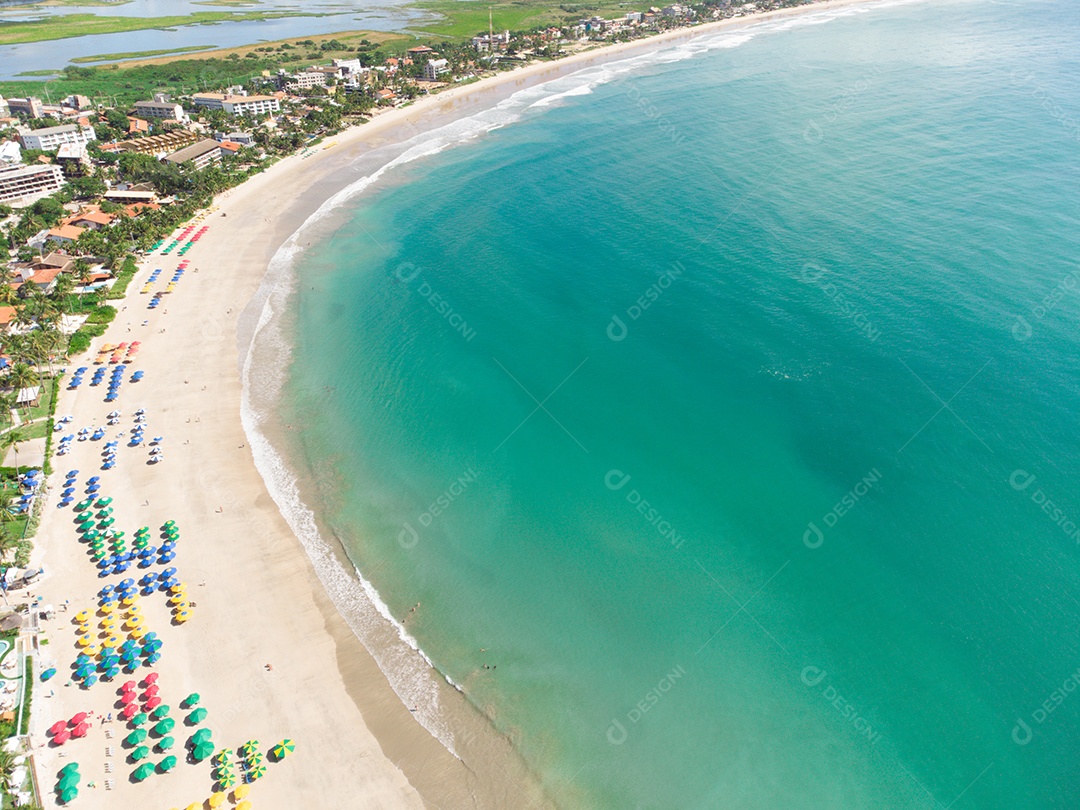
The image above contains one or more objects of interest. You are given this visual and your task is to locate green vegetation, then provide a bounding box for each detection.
[71,45,217,64]
[0,10,326,47]
[409,0,629,38]
[0,30,406,107]
[18,656,31,736]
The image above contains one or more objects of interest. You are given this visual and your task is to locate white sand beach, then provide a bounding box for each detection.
[25,2,871,807]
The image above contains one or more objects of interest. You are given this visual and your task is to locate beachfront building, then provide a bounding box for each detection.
[6,97,44,119]
[163,139,223,171]
[18,123,97,152]
[115,130,199,158]
[45,224,85,247]
[277,69,327,92]
[0,163,64,205]
[471,30,511,52]
[56,142,90,176]
[103,189,158,205]
[422,59,451,81]
[133,94,186,121]
[192,92,281,118]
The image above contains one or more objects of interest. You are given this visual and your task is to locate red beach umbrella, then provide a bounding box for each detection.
[142,685,159,698]
[70,712,88,725]
[120,693,136,705]
[53,730,71,745]
[122,681,137,692]
[121,703,138,719]
[49,721,67,736]
[144,672,159,684]
[72,722,90,738]
[144,697,161,710]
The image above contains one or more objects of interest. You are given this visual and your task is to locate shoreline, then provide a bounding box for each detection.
[30,1,881,808]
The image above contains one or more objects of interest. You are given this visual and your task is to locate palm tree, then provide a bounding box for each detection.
[0,746,15,795]
[0,429,24,481]
[6,366,36,420]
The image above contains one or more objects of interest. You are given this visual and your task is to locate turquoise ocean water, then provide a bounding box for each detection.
[270,0,1080,806]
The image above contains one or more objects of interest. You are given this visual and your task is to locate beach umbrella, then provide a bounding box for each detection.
[53,729,71,745]
[144,671,159,683]
[241,740,259,757]
[214,748,233,764]
[57,771,80,790]
[193,728,213,743]
[71,723,89,738]
[183,692,200,707]
[126,728,147,745]
[234,784,250,799]
[157,735,175,750]
[192,741,215,761]
[49,721,67,736]
[58,786,79,803]
[121,704,138,720]
[131,745,149,761]
[151,704,170,719]
[41,667,57,681]
[84,675,98,687]
[60,762,80,776]
[271,739,295,759]
[96,497,113,506]
[163,520,175,528]
[146,652,162,664]
[247,750,263,766]
[153,717,175,735]
[218,772,237,788]
[132,762,154,781]
[236,803,252,810]
[187,708,207,724]
[145,696,161,710]
[143,684,159,697]
[120,692,136,705]
[247,764,265,780]
[131,712,148,727]
[214,764,233,780]
[159,754,177,771]
[75,665,94,680]
[208,793,226,808]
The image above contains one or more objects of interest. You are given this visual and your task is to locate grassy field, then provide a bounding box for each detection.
[0,29,406,105]
[70,45,217,64]
[408,0,636,38]
[0,9,334,46]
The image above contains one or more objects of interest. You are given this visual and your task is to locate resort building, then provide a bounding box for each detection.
[115,130,199,157]
[46,224,85,247]
[103,189,158,205]
[0,163,64,205]
[423,59,451,81]
[0,141,21,166]
[6,97,44,119]
[191,93,281,118]
[133,94,186,121]
[56,142,91,176]
[218,131,254,146]
[471,30,511,51]
[163,139,223,171]
[18,123,97,152]
[277,69,327,92]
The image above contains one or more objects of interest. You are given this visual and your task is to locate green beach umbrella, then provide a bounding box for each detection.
[246,750,263,766]
[163,520,176,528]
[270,739,295,759]
[57,772,80,790]
[132,763,154,781]
[97,507,113,517]
[136,526,150,536]
[100,517,115,527]
[192,741,215,761]
[151,705,170,719]
[96,497,112,506]
[187,707,207,724]
[157,735,175,750]
[183,692,200,707]
[126,728,147,745]
[213,748,233,764]
[153,717,175,735]
[76,500,91,511]
[241,739,259,756]
[58,786,78,803]
[214,764,232,779]
[159,754,177,771]
[131,712,148,727]
[60,762,80,774]
[218,772,237,788]
[111,530,125,539]
[131,745,150,761]
[248,764,266,780]
[193,728,213,742]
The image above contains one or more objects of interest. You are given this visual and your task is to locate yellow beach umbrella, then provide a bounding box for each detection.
[233,784,250,799]
[75,610,90,622]
[100,603,115,614]
[169,583,186,594]
[186,804,201,810]
[102,635,120,648]
[130,627,145,639]
[175,612,190,624]
[125,618,142,630]
[122,596,138,606]
[77,635,93,647]
[208,793,225,808]
[236,802,252,810]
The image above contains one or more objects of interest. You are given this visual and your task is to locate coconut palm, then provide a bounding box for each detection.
[0,428,24,479]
